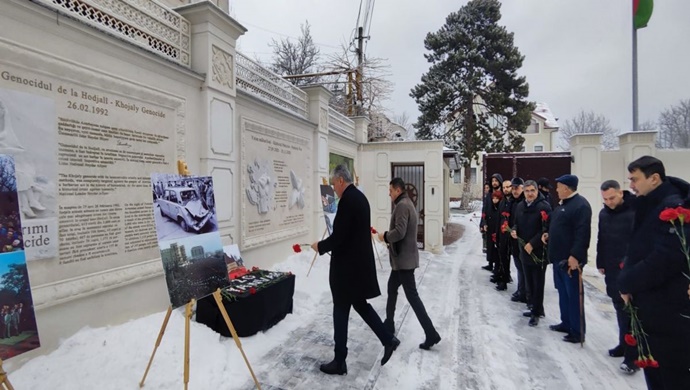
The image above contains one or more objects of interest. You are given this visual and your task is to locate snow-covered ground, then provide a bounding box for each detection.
[9,213,646,389]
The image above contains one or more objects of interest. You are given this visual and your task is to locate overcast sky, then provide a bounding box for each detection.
[230,0,690,135]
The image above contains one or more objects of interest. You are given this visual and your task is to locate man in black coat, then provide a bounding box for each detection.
[596,180,638,374]
[508,178,526,302]
[512,180,551,326]
[312,165,399,375]
[543,174,591,343]
[617,156,690,389]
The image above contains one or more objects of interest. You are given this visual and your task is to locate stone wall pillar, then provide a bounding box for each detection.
[177,3,246,244]
[302,86,333,242]
[619,131,657,173]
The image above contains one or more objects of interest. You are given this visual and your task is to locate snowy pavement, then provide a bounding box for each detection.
[10,213,646,389]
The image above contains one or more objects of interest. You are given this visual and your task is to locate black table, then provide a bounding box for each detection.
[196,271,295,337]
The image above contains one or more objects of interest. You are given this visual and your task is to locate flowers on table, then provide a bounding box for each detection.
[249,287,257,295]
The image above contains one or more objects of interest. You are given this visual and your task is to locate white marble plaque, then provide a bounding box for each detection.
[241,118,310,249]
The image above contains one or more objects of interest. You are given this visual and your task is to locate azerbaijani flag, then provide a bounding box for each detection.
[633,0,653,29]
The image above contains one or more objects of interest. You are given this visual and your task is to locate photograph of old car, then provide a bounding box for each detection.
[151,173,218,242]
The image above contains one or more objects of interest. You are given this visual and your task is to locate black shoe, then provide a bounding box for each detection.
[523,310,545,318]
[507,276,513,283]
[608,345,624,357]
[495,282,507,291]
[528,316,539,327]
[549,323,569,333]
[319,359,347,375]
[563,334,584,344]
[510,295,526,303]
[526,303,533,310]
[419,333,441,350]
[481,265,493,271]
[381,337,400,366]
[482,248,487,253]
[383,318,395,335]
[489,276,497,283]
[619,361,640,375]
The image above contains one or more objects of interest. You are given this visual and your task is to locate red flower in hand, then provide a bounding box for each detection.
[249,287,257,295]
[292,244,302,253]
[624,333,637,346]
[491,233,497,243]
[540,210,549,222]
[619,261,624,270]
[675,206,690,223]
[500,221,510,233]
[659,208,680,222]
[481,213,486,219]
[371,227,378,234]
[634,359,648,369]
[501,212,510,218]
[647,357,659,368]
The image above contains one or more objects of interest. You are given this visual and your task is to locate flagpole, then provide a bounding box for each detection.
[632,13,639,132]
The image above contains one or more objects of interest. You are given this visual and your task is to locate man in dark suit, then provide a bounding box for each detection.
[311,165,399,375]
[543,174,591,344]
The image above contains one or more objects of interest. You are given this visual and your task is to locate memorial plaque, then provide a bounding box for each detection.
[241,119,310,249]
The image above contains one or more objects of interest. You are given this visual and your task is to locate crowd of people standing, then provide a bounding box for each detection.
[480,155,690,390]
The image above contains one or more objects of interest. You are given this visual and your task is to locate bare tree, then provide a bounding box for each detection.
[325,43,394,117]
[393,112,416,140]
[657,99,690,149]
[558,110,619,150]
[269,21,321,86]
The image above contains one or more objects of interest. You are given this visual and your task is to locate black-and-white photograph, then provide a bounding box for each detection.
[223,244,246,277]
[151,173,218,242]
[320,184,337,235]
[0,87,57,261]
[158,232,229,308]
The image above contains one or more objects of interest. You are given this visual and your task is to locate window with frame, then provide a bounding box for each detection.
[534,145,544,152]
[526,119,539,134]
[453,170,461,184]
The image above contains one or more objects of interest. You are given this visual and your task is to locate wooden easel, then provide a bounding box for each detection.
[307,227,328,277]
[0,359,14,390]
[140,160,262,389]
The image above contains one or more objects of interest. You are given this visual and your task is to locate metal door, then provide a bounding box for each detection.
[392,164,424,249]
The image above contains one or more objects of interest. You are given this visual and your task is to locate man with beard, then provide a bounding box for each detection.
[618,156,690,389]
[512,180,551,326]
[543,174,591,344]
[481,173,503,271]
[596,180,638,374]
[493,179,514,290]
[508,178,526,302]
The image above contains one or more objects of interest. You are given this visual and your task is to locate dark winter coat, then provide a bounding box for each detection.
[513,193,552,268]
[318,184,380,305]
[595,191,635,298]
[497,194,514,259]
[384,192,419,271]
[547,193,592,265]
[481,173,503,226]
[485,200,501,253]
[506,192,525,258]
[617,178,690,373]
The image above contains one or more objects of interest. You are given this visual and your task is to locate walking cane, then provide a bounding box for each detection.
[578,266,584,348]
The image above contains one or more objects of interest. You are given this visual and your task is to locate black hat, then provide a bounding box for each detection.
[555,174,579,190]
[511,177,524,187]
[537,177,551,188]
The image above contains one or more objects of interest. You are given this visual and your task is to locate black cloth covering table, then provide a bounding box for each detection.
[196,271,295,337]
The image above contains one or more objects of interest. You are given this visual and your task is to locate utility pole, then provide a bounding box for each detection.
[355,26,364,116]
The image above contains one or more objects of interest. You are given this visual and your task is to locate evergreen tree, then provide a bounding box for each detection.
[411,0,534,196]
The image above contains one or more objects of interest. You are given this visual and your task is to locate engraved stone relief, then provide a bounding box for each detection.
[288,170,305,210]
[246,158,276,214]
[211,45,234,90]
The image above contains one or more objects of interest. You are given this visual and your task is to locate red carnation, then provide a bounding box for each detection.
[491,233,497,243]
[249,287,257,295]
[634,359,647,369]
[500,221,510,233]
[371,227,378,234]
[501,212,510,218]
[624,333,637,346]
[292,244,301,253]
[481,213,486,219]
[675,206,690,223]
[540,210,549,222]
[619,261,624,270]
[647,357,659,368]
[659,208,679,222]
[252,266,259,272]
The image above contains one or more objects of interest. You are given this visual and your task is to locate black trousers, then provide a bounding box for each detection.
[385,270,437,338]
[524,258,547,316]
[514,252,527,299]
[611,292,637,364]
[333,300,392,362]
